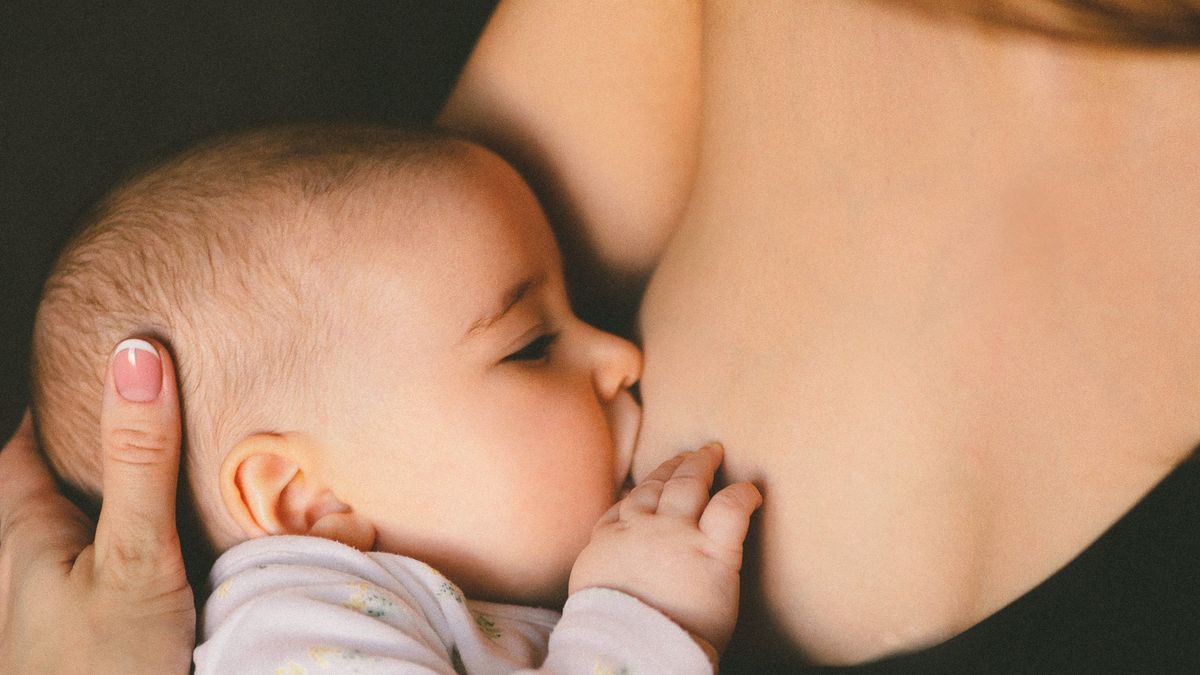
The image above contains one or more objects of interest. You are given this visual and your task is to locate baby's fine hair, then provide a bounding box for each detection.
[31,124,471,524]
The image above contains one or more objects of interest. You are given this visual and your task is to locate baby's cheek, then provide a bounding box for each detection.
[544,390,615,453]
[497,490,600,602]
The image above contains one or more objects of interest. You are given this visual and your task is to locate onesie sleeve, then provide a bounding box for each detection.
[194,536,713,674]
[194,536,469,674]
[529,588,715,675]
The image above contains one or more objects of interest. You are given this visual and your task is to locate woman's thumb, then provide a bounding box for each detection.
[95,337,184,578]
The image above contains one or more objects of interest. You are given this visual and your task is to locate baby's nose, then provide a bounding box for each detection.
[591,329,642,401]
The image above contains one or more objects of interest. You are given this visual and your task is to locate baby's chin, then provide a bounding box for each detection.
[411,545,576,609]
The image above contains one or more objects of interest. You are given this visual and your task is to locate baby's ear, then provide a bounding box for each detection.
[220,433,376,551]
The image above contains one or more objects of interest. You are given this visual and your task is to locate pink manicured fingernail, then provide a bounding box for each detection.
[112,339,162,402]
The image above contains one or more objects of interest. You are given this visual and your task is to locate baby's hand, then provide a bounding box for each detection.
[568,443,762,655]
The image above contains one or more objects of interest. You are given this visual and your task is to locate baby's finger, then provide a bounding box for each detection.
[657,443,723,521]
[698,482,762,554]
[618,451,689,518]
[640,450,690,486]
[594,500,622,528]
[618,477,666,518]
[95,338,184,581]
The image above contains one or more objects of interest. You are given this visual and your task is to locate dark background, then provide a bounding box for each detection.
[0,1,498,440]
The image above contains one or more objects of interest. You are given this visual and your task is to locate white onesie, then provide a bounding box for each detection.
[194,536,713,674]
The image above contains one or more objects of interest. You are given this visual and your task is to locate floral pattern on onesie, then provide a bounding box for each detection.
[194,535,713,674]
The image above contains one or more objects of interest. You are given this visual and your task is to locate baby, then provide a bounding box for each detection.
[30,125,761,673]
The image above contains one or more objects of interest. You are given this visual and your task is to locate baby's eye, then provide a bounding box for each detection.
[502,333,559,363]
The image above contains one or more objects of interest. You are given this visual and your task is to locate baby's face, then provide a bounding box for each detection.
[314,148,642,606]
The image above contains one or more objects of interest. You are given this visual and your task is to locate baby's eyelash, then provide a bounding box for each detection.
[502,332,559,363]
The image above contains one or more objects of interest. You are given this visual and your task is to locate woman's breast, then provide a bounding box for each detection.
[635,189,998,664]
[635,0,1200,665]
[632,2,1007,662]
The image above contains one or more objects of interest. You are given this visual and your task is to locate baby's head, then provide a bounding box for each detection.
[31,124,642,605]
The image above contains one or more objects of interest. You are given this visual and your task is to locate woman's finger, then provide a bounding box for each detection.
[0,410,93,562]
[698,482,762,555]
[0,410,93,634]
[0,411,52,524]
[94,338,184,578]
[656,443,723,521]
[0,410,92,553]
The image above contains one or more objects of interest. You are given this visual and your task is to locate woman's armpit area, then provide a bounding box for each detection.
[437,0,699,284]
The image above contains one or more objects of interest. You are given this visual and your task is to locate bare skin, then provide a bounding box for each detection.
[437,0,700,335]
[443,0,1200,665]
[3,0,1199,671]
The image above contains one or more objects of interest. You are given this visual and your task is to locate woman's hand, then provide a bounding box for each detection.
[0,338,195,674]
[569,443,762,656]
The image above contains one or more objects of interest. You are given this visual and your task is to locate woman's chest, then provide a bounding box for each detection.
[632,202,1171,663]
[636,210,999,661]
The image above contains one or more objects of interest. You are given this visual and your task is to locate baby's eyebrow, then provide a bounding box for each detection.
[464,274,542,340]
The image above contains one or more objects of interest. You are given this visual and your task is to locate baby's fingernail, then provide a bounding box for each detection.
[112,338,162,402]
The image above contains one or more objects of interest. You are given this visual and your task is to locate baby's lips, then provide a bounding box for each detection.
[607,388,642,486]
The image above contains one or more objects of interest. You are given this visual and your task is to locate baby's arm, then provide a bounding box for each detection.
[566,443,762,659]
